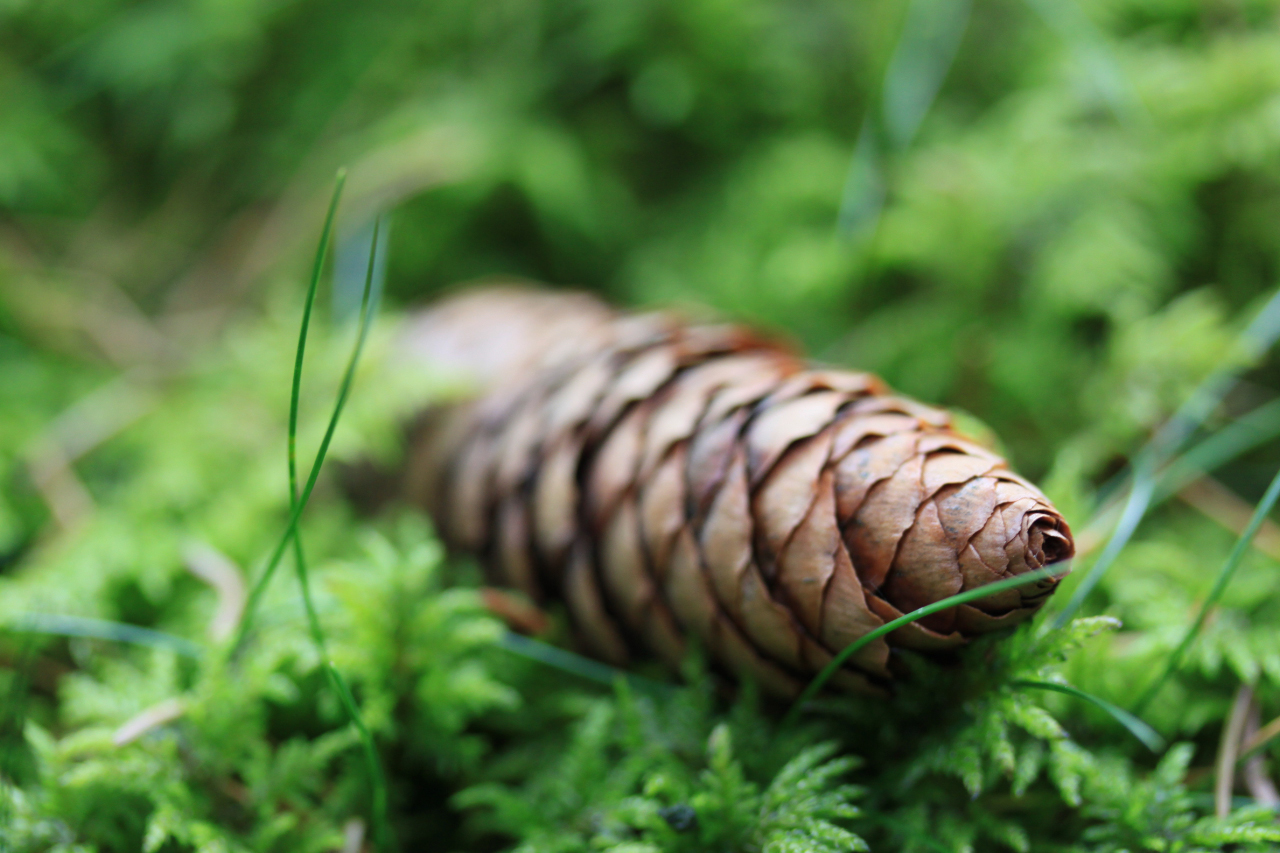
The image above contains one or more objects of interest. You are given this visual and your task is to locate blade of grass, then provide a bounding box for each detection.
[1152,398,1280,505]
[1077,397,1280,554]
[837,0,970,235]
[226,192,389,851]
[783,565,1063,727]
[231,176,363,657]
[1053,468,1156,628]
[1054,284,1280,628]
[289,169,347,508]
[1012,679,1165,752]
[1132,464,1280,716]
[879,0,972,151]
[288,217,388,852]
[497,631,675,697]
[7,614,203,658]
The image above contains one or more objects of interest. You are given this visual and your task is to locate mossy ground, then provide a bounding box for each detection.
[4,1,1280,849]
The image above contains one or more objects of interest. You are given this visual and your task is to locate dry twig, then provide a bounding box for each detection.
[1216,684,1254,817]
[1178,477,1280,562]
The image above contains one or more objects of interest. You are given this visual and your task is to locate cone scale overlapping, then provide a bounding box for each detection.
[399,287,1074,696]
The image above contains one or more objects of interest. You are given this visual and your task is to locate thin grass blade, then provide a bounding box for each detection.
[1152,398,1280,505]
[7,613,203,658]
[498,631,675,697]
[1133,464,1280,715]
[784,565,1063,727]
[231,202,390,853]
[1079,398,1280,551]
[1054,284,1280,628]
[286,217,389,852]
[838,0,970,235]
[232,200,379,657]
[1013,679,1165,752]
[290,169,347,505]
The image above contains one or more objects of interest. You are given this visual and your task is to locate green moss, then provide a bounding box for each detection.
[4,1,1280,849]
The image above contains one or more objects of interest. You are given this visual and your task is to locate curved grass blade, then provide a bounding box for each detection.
[838,0,971,235]
[225,179,389,848]
[879,0,972,152]
[232,177,365,656]
[498,631,675,697]
[289,169,347,508]
[1152,398,1280,505]
[288,217,388,852]
[1013,679,1165,752]
[1077,397,1280,553]
[1054,469,1156,628]
[1133,464,1280,716]
[1054,284,1280,628]
[784,565,1063,727]
[7,613,203,658]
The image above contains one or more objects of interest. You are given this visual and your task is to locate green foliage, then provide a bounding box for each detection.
[2,516,516,852]
[457,681,866,853]
[1074,745,1280,853]
[4,0,1280,850]
[7,0,1280,478]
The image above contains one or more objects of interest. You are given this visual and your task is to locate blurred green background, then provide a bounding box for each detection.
[4,0,1280,486]
[4,2,1280,849]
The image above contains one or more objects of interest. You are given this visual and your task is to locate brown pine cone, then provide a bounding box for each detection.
[397,286,1073,696]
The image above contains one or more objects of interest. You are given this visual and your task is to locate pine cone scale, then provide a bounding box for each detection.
[775,467,841,634]
[641,450,690,573]
[744,391,851,487]
[564,539,631,664]
[754,436,834,564]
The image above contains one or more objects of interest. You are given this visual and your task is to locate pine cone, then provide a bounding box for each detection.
[397,286,1073,696]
